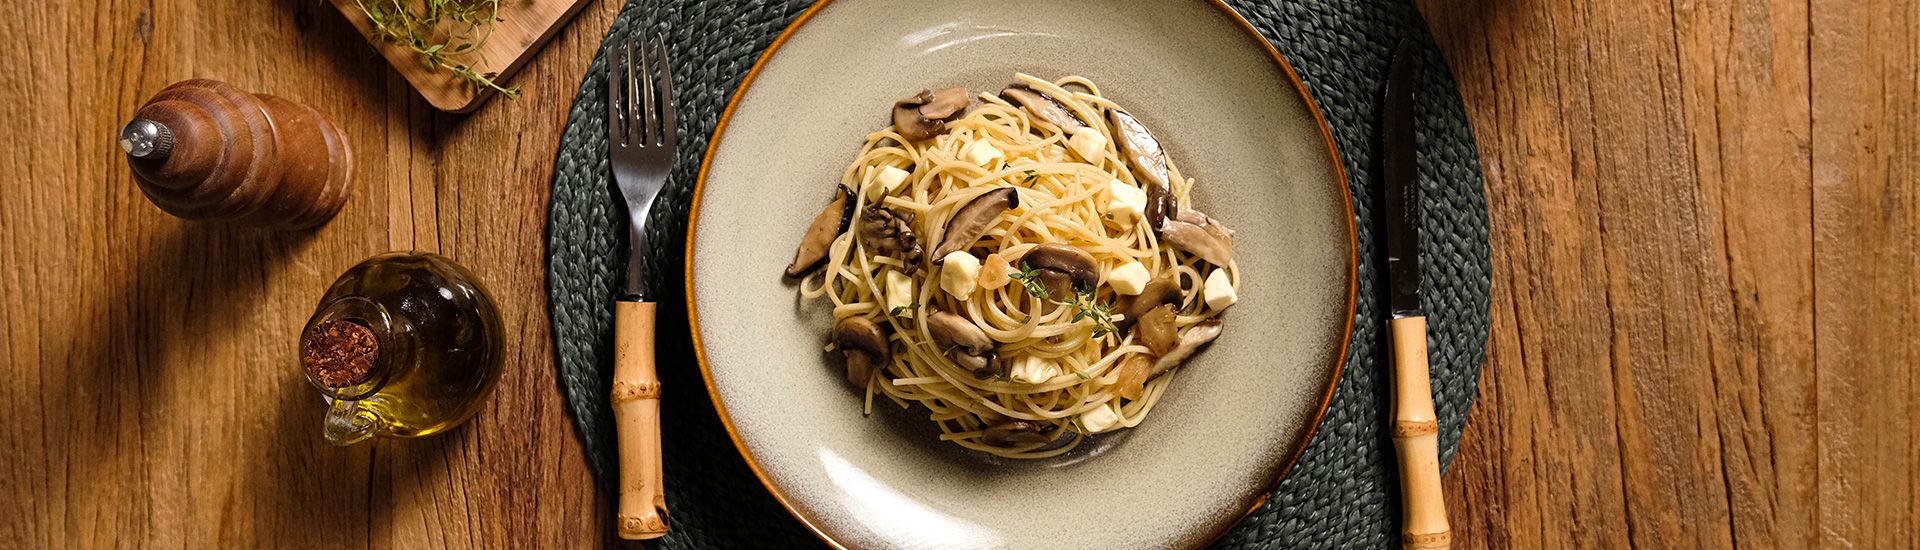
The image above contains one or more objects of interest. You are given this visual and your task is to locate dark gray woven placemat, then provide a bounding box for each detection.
[544,1,1490,547]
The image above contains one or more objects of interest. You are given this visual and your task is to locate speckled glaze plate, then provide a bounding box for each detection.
[685,0,1355,548]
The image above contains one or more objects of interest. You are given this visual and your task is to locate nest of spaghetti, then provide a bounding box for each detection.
[784,74,1242,459]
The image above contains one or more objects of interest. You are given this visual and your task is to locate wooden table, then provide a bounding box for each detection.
[1,0,1912,547]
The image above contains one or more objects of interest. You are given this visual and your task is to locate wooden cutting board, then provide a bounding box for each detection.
[330,0,598,112]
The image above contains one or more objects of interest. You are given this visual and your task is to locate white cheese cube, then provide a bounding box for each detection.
[940,252,981,298]
[1067,127,1108,162]
[872,165,910,199]
[1078,403,1122,433]
[1107,261,1151,295]
[1010,354,1060,384]
[1203,269,1237,310]
[1105,179,1148,227]
[884,269,914,313]
[962,140,1004,166]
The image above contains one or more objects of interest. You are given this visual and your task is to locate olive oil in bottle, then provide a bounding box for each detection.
[300,252,504,446]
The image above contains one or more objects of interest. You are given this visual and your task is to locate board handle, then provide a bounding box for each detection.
[1391,315,1450,549]
[613,300,668,539]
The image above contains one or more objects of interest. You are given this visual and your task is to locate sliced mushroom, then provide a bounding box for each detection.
[1145,179,1176,232]
[1037,270,1075,303]
[1148,319,1224,379]
[833,316,891,389]
[1161,208,1235,267]
[1000,84,1086,131]
[1021,244,1098,295]
[784,185,855,278]
[859,205,926,272]
[1108,109,1171,230]
[1115,274,1181,331]
[981,419,1054,447]
[1133,304,1179,356]
[926,309,1002,378]
[931,187,1019,263]
[892,87,971,142]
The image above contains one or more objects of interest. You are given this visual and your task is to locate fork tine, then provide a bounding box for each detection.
[625,38,643,145]
[607,40,626,145]
[654,34,676,148]
[638,37,657,146]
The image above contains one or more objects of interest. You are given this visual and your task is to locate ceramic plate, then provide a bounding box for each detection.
[686,0,1355,547]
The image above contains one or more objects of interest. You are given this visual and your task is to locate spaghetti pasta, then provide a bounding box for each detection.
[789,73,1240,459]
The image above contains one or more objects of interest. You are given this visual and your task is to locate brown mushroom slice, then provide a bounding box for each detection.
[1115,274,1182,331]
[1133,304,1179,356]
[833,316,891,389]
[1108,109,1172,231]
[1148,319,1224,379]
[784,185,855,278]
[1036,270,1075,303]
[858,205,926,272]
[1161,211,1235,267]
[981,419,1054,446]
[892,87,971,142]
[1022,243,1099,293]
[931,187,1019,264]
[1000,84,1087,131]
[926,309,1002,378]
[1144,179,1177,232]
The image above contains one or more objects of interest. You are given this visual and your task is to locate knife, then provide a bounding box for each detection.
[1383,40,1450,550]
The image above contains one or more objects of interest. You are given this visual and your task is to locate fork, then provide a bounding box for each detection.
[607,34,675,541]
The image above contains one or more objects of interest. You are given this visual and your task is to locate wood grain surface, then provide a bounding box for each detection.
[0,0,1914,547]
[1420,0,1917,548]
[0,0,621,546]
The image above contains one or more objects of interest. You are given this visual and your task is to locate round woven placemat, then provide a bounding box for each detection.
[545,0,1490,547]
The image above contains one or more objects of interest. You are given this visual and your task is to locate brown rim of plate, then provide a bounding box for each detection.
[680,1,1359,547]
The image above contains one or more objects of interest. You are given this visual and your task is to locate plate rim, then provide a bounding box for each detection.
[681,1,1359,547]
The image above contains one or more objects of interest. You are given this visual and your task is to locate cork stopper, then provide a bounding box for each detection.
[303,320,380,387]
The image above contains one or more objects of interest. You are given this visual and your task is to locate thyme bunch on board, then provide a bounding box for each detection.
[355,0,521,98]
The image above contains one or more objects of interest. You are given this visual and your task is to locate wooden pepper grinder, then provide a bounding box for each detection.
[120,79,353,229]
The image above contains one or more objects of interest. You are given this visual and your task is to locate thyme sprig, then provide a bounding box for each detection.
[1007,262,1119,337]
[355,0,521,98]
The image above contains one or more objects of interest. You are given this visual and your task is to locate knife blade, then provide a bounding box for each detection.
[1383,40,1422,319]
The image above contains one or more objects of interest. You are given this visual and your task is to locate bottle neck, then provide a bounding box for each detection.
[301,296,415,400]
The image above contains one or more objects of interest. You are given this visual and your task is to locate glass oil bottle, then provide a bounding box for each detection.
[300,252,504,446]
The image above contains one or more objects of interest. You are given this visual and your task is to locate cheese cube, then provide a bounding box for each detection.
[963,140,1004,166]
[1105,179,1148,227]
[1010,354,1060,384]
[1067,127,1107,162]
[1203,269,1237,310]
[1107,261,1151,295]
[872,165,910,199]
[1078,403,1122,433]
[940,252,981,298]
[884,269,914,312]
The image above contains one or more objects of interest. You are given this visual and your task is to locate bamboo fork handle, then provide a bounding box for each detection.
[613,300,669,540]
[1390,315,1450,549]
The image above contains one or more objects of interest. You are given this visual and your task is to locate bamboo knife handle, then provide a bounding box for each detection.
[613,300,668,539]
[1390,315,1450,549]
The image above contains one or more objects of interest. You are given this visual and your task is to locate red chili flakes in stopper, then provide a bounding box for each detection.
[303,320,379,387]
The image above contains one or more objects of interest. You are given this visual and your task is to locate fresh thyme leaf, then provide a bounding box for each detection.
[1021,169,1039,187]
[354,0,521,98]
[1008,262,1050,301]
[1009,262,1118,336]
